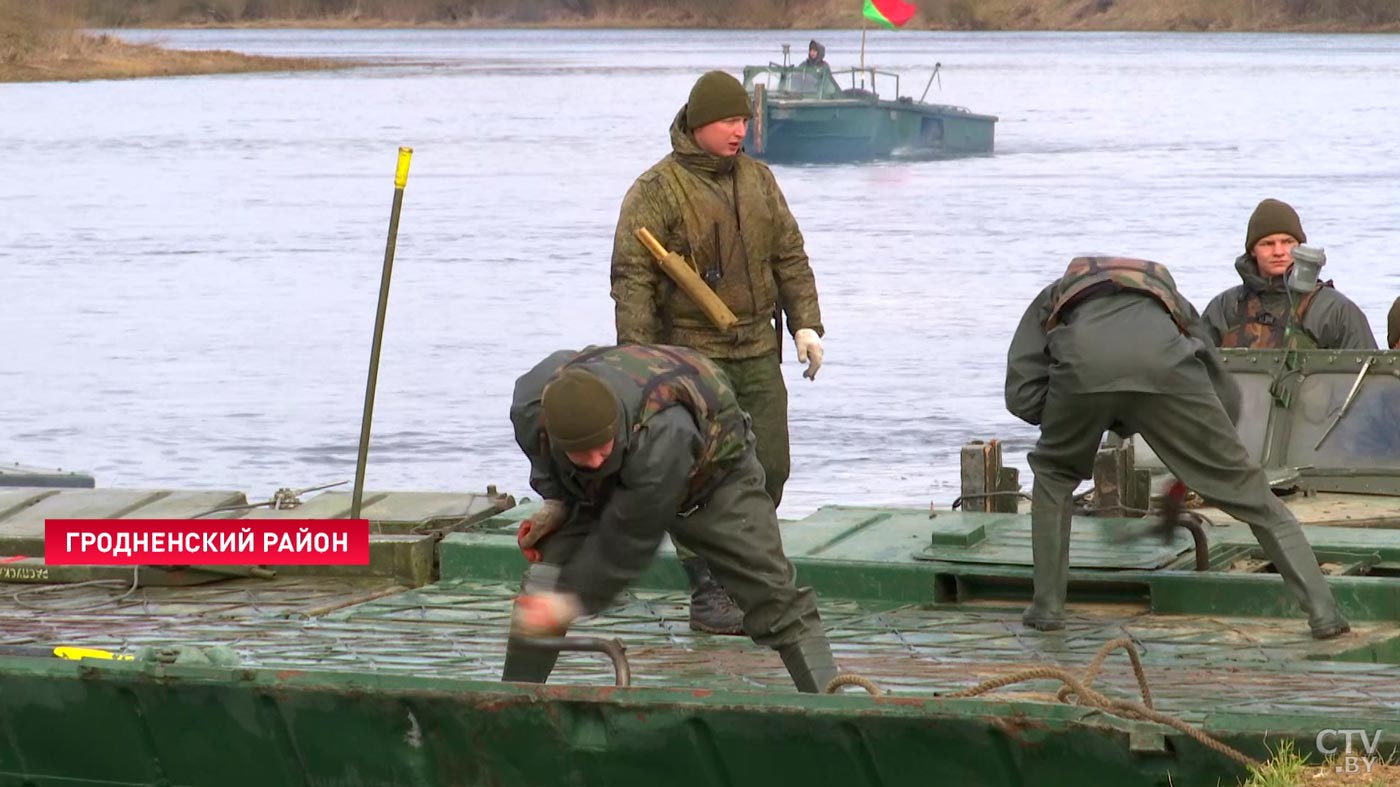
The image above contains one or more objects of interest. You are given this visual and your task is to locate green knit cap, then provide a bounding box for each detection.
[1246,198,1307,252]
[543,368,618,452]
[685,70,752,131]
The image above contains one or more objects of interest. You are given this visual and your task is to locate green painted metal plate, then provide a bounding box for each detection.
[0,487,512,559]
[0,461,95,488]
[915,512,1195,569]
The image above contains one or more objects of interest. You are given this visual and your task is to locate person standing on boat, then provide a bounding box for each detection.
[503,344,841,694]
[796,40,834,95]
[1005,256,1351,640]
[608,70,827,635]
[1202,198,1376,350]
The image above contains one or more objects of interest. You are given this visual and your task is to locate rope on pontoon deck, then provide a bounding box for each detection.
[823,673,885,695]
[941,636,1258,767]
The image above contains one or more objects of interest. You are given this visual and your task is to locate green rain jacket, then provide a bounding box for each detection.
[1202,254,1377,350]
[1006,283,1241,428]
[610,108,824,359]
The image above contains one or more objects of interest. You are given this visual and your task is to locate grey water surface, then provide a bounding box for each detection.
[3,28,1398,516]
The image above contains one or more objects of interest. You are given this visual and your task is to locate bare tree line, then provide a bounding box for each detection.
[31,0,1400,29]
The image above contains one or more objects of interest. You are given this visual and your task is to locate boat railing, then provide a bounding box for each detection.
[835,67,901,100]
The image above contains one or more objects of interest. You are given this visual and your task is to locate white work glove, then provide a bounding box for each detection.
[794,328,823,380]
[511,591,583,637]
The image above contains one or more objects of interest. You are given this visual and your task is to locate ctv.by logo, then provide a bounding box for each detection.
[1316,729,1383,774]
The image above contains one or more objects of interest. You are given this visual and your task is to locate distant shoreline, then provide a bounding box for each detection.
[11,0,1399,40]
[0,33,352,84]
[5,8,1396,85]
[106,18,1400,33]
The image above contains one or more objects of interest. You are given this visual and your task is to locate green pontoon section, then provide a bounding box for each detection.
[6,349,1400,786]
[4,500,1400,786]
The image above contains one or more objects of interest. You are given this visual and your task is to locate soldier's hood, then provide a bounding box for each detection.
[807,40,825,60]
[1234,252,1287,294]
[669,107,739,177]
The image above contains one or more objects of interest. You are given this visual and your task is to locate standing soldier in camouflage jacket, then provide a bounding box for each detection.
[1005,256,1350,640]
[1203,198,1376,350]
[504,345,840,694]
[609,70,826,634]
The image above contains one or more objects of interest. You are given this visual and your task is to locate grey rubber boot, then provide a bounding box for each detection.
[502,563,564,683]
[778,637,840,694]
[1023,501,1072,631]
[682,557,746,635]
[1248,523,1351,639]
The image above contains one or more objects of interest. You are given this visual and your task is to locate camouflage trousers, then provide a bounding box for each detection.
[674,352,789,562]
[715,354,791,508]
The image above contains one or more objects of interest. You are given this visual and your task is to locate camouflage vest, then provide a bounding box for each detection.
[1219,283,1330,350]
[560,345,749,511]
[1045,257,1191,334]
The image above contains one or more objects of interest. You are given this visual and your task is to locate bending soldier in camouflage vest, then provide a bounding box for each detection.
[1203,198,1376,350]
[610,70,827,634]
[504,345,841,693]
[1007,256,1350,639]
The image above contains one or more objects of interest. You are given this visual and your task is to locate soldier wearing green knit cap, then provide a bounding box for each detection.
[608,69,828,635]
[1202,198,1375,350]
[503,344,841,694]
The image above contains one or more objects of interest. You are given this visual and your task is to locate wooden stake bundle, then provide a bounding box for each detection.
[634,227,739,331]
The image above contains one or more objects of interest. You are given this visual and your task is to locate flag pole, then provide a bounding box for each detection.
[860,17,867,88]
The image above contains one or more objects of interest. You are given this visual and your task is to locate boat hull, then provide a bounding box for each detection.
[746,97,997,164]
[0,659,1322,787]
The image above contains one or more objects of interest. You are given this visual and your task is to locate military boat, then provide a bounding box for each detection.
[3,349,1400,786]
[741,46,997,164]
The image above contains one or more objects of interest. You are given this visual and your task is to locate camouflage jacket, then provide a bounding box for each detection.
[1006,259,1240,427]
[1202,254,1377,350]
[610,108,824,359]
[509,345,753,614]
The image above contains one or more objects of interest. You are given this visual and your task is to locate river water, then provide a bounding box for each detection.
[3,29,1399,516]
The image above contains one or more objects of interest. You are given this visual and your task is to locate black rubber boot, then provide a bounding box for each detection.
[502,563,564,683]
[501,637,561,683]
[1023,500,1072,632]
[1247,522,1352,640]
[778,637,840,694]
[681,557,746,635]
[1312,620,1351,640]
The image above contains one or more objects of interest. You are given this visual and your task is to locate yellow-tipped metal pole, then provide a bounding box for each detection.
[352,146,413,520]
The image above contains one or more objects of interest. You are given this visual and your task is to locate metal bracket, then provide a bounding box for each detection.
[517,636,631,687]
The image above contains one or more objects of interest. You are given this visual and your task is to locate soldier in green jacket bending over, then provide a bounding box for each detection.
[1006,256,1350,640]
[504,344,840,693]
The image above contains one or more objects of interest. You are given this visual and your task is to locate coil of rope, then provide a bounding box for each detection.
[941,637,1257,767]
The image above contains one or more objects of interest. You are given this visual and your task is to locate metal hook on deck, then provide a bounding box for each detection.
[517,636,631,687]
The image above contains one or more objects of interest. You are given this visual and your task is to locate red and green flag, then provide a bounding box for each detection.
[863,0,917,29]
